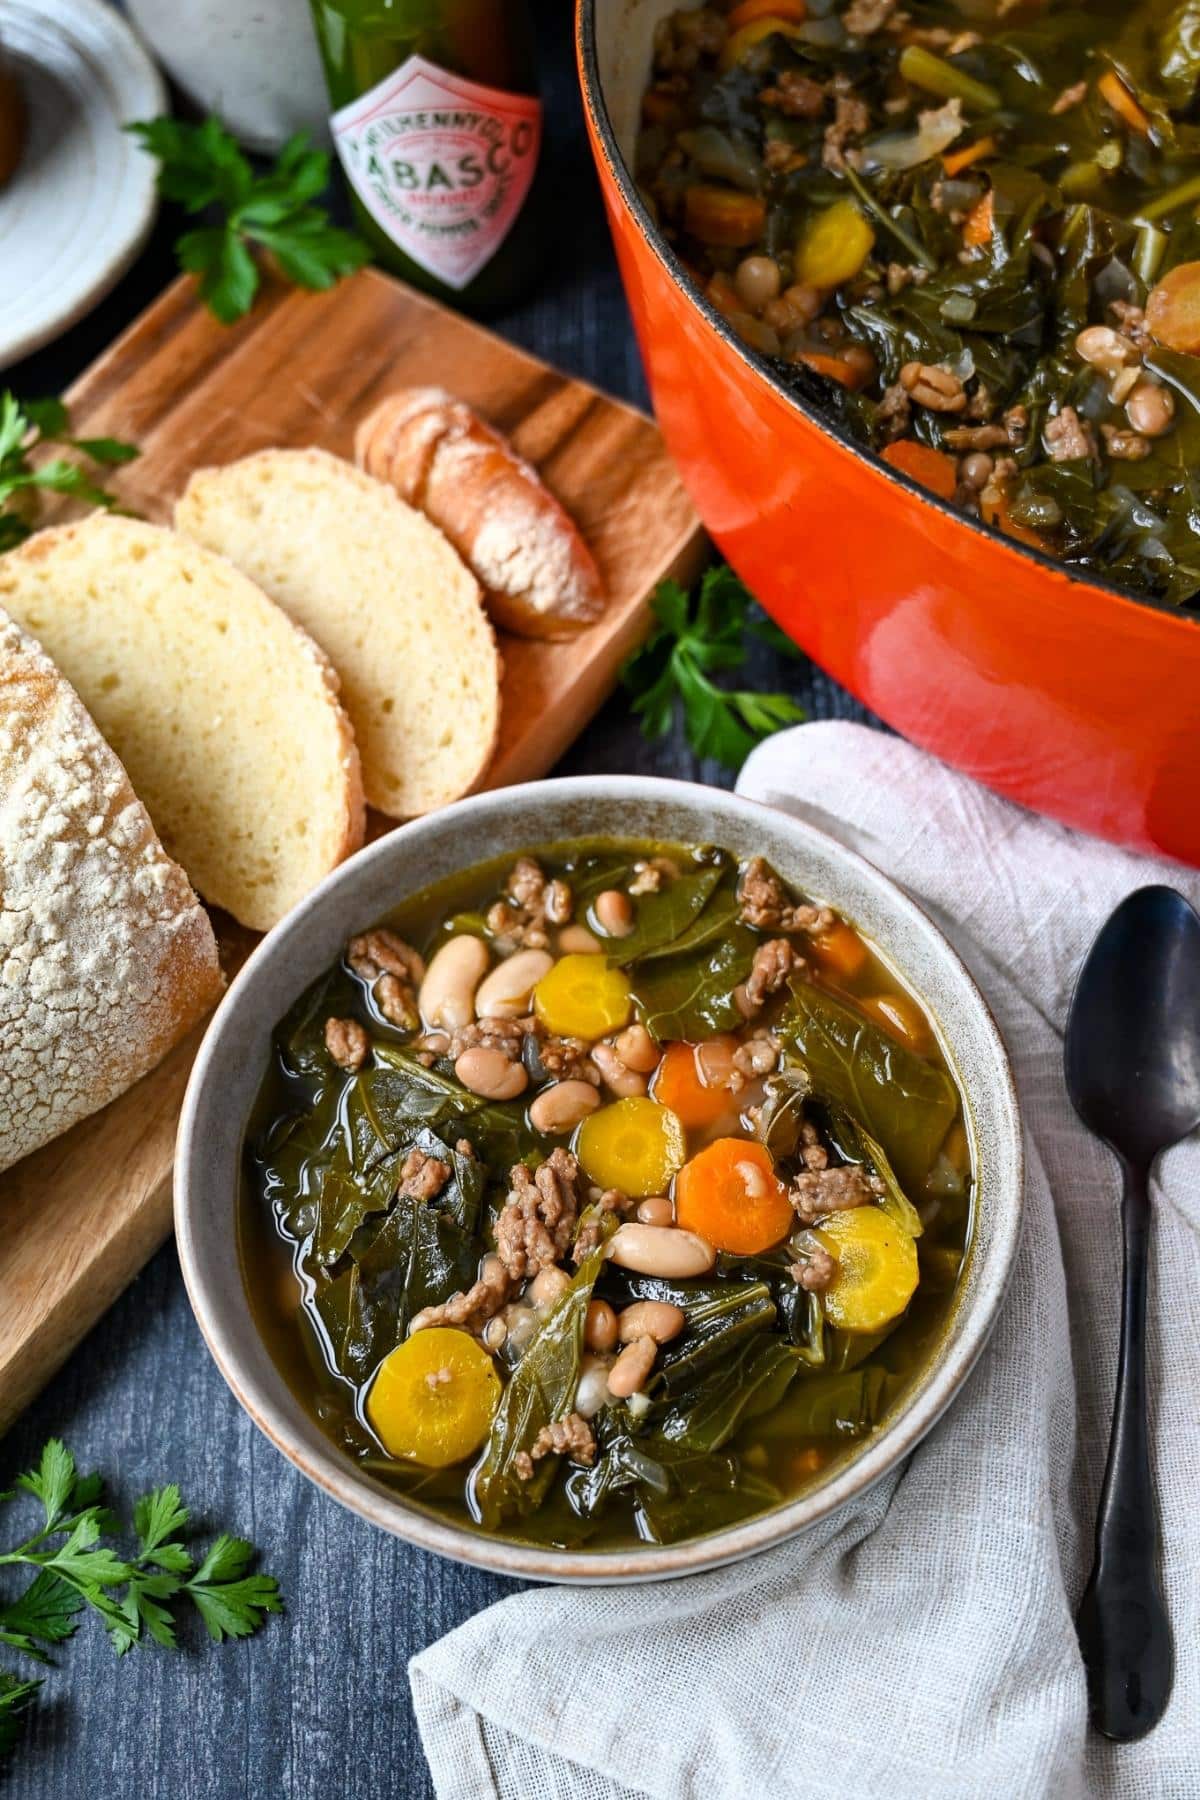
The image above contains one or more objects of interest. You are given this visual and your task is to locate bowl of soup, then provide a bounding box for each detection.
[577,0,1200,865]
[175,776,1022,1581]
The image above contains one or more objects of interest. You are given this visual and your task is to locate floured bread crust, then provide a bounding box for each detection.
[0,610,223,1173]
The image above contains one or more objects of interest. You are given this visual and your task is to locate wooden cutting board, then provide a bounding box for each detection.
[0,266,704,1434]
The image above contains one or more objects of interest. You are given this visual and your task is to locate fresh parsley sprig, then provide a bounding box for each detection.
[621,564,806,770]
[0,1440,282,1762]
[0,392,139,553]
[126,117,369,323]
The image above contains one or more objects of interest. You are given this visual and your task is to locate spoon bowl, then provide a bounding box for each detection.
[1064,884,1200,1741]
[1065,885,1200,1165]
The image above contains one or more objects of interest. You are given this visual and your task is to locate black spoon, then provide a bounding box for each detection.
[1064,884,1200,1741]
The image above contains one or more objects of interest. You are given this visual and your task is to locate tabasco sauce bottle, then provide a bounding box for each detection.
[308,0,543,310]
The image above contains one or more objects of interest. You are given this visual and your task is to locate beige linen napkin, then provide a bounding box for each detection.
[409,722,1200,1799]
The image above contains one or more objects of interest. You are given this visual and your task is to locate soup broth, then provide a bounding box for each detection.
[242,839,973,1550]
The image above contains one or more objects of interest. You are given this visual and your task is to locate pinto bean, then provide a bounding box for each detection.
[594,889,635,936]
[419,934,490,1029]
[614,1023,661,1074]
[617,1300,685,1345]
[1074,324,1139,373]
[607,1334,658,1398]
[1125,379,1175,438]
[558,924,603,954]
[528,1264,571,1308]
[592,1041,647,1098]
[584,1299,619,1353]
[475,948,554,1019]
[528,1079,601,1134]
[607,1222,716,1277]
[454,1045,527,1100]
[636,1196,675,1227]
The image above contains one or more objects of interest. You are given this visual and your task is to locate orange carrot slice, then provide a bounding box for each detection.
[641,89,684,128]
[809,919,870,979]
[881,439,958,500]
[728,0,806,28]
[980,488,1053,551]
[684,185,767,248]
[962,190,995,248]
[860,991,934,1054]
[653,1040,734,1129]
[675,1138,793,1255]
[942,135,996,177]
[793,349,871,390]
[1098,70,1151,135]
[1146,260,1200,355]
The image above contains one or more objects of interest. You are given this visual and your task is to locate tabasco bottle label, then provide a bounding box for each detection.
[331,54,541,292]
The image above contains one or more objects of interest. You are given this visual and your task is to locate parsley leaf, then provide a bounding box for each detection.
[0,1675,40,1759]
[0,1440,282,1761]
[0,392,139,553]
[621,565,806,770]
[127,117,369,323]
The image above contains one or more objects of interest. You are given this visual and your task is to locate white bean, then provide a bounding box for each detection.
[614,1024,660,1074]
[502,1303,538,1352]
[481,1315,507,1351]
[558,924,603,955]
[419,934,490,1029]
[592,1041,647,1098]
[593,889,634,937]
[454,1045,527,1100]
[607,1222,716,1278]
[575,1356,614,1419]
[618,1300,685,1345]
[607,1334,658,1398]
[474,947,554,1019]
[529,1079,601,1134]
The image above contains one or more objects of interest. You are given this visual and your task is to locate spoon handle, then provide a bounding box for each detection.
[1075,1157,1173,1740]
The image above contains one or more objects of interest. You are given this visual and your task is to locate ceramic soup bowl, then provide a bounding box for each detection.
[176,776,1022,1582]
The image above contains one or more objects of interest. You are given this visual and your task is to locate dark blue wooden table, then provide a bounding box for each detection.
[1,5,870,1793]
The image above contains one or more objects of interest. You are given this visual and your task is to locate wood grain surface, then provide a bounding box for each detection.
[0,4,871,1792]
[0,263,704,1439]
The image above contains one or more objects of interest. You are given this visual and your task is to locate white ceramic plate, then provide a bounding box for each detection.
[0,0,165,370]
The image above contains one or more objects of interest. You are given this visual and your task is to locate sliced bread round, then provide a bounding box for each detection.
[0,606,223,1172]
[0,516,364,932]
[174,447,501,818]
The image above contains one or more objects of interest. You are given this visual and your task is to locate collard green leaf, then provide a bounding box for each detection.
[276,967,355,1078]
[369,1047,545,1173]
[311,1163,395,1269]
[650,1335,803,1454]
[779,980,957,1190]
[565,1418,780,1545]
[603,857,730,964]
[756,1364,894,1440]
[471,1238,610,1530]
[642,1278,776,1391]
[631,925,758,1042]
[314,1191,477,1387]
[823,1104,925,1238]
[1158,0,1200,108]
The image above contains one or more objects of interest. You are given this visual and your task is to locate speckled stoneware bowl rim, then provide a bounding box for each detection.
[176,775,1023,1584]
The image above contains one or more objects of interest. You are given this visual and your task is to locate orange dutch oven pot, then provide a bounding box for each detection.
[576,0,1200,866]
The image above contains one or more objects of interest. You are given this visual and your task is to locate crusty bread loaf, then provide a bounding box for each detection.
[0,607,223,1173]
[0,516,364,932]
[355,388,606,640]
[175,447,501,818]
